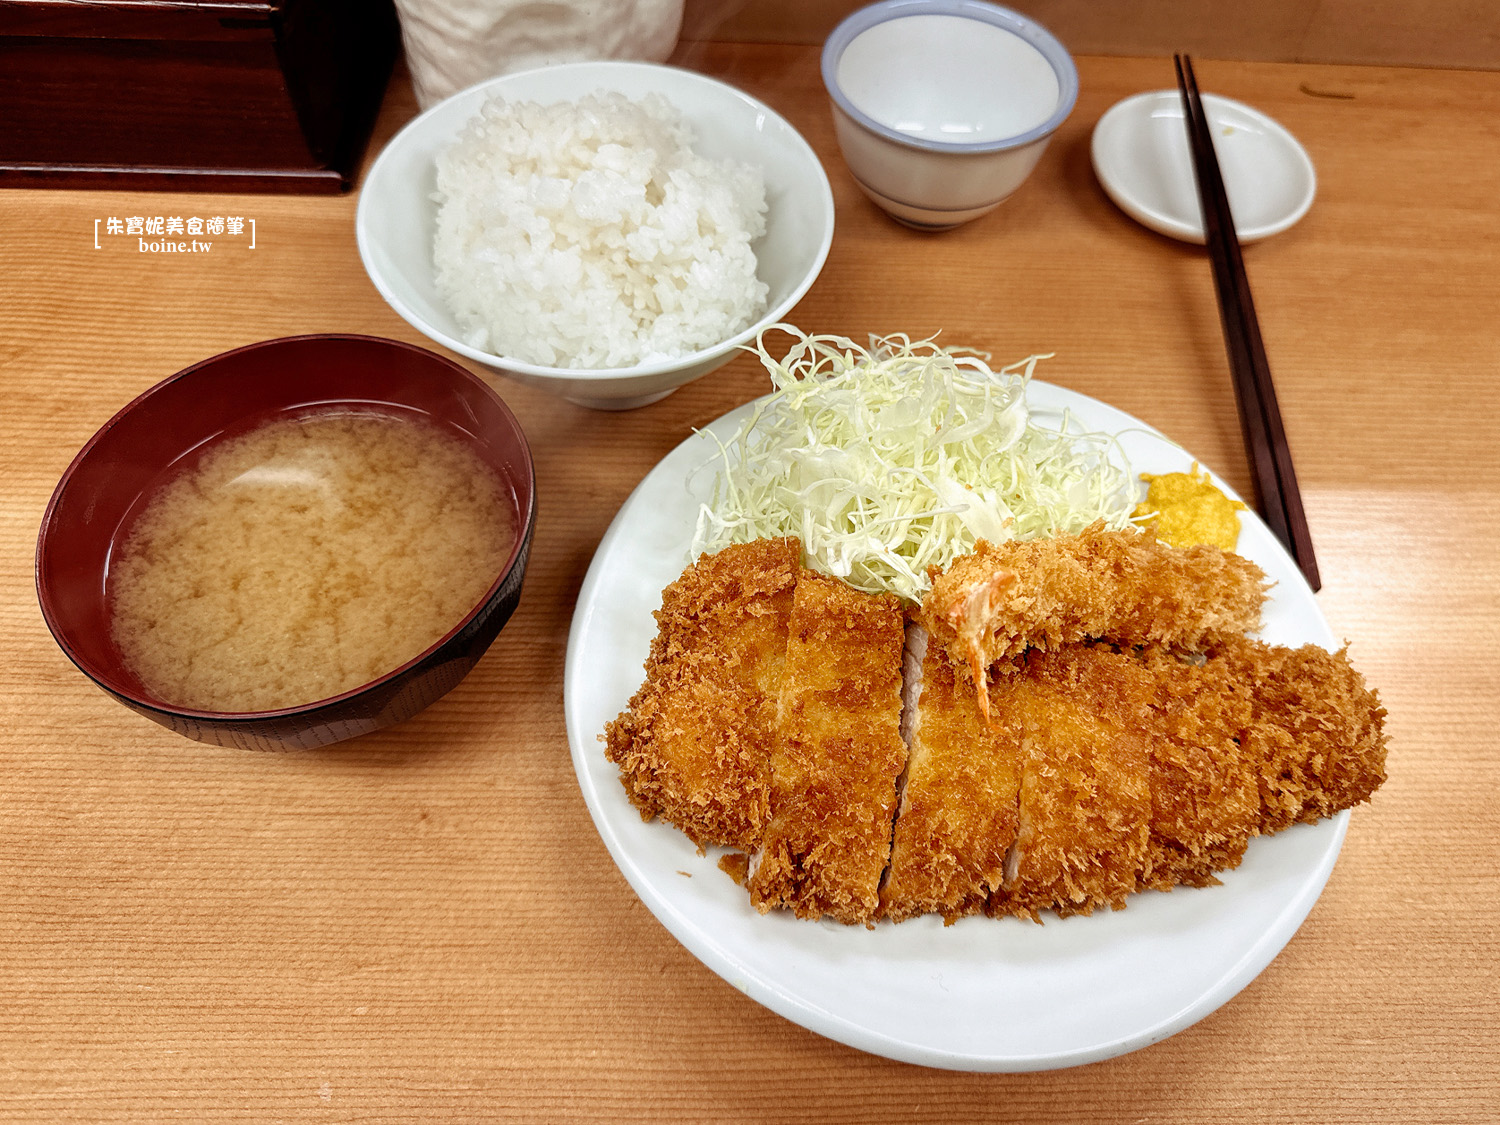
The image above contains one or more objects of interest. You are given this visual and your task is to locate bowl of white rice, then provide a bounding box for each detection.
[357,61,835,409]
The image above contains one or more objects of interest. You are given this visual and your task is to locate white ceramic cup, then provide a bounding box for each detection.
[822,0,1078,229]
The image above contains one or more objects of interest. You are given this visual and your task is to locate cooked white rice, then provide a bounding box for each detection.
[432,91,770,369]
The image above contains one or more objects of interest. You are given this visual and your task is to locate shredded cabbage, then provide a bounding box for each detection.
[691,326,1137,603]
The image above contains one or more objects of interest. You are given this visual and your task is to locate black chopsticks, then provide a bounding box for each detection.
[1174,54,1320,591]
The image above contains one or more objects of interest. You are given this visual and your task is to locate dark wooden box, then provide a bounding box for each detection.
[0,0,399,192]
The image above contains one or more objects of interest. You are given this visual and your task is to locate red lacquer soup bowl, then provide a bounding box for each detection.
[36,335,536,750]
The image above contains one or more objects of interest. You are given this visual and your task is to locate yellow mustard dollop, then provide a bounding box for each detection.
[1132,463,1246,551]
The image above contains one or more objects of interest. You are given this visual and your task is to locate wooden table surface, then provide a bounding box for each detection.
[2,45,1496,1122]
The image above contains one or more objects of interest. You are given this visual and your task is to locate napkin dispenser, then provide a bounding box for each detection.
[0,0,398,192]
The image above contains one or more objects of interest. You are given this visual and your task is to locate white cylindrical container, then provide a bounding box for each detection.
[394,0,685,109]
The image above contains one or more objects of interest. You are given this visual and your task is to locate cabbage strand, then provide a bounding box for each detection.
[691,326,1136,603]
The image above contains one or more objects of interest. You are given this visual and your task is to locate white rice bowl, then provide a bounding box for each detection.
[356,61,835,409]
[432,91,770,370]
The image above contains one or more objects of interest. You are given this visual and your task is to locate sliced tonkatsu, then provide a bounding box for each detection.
[749,571,908,925]
[1132,645,1262,890]
[921,524,1269,711]
[1202,636,1389,834]
[604,538,800,849]
[881,631,1021,923]
[989,647,1153,920]
[607,535,1388,925]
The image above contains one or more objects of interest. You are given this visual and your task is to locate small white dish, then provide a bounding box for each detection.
[1091,90,1316,244]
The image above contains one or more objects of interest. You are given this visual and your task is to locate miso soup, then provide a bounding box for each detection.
[109,409,515,713]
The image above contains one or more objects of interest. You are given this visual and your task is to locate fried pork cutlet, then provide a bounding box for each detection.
[879,638,1273,922]
[607,537,1389,926]
[882,632,1021,923]
[921,524,1269,707]
[1122,647,1262,890]
[604,538,799,849]
[987,639,1385,914]
[989,647,1153,920]
[749,572,908,926]
[1202,636,1389,834]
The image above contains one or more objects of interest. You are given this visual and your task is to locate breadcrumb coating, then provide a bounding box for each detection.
[749,572,908,925]
[604,538,799,849]
[882,640,1020,923]
[1133,645,1261,891]
[921,524,1269,709]
[990,648,1153,921]
[1011,645,1261,900]
[1202,636,1389,833]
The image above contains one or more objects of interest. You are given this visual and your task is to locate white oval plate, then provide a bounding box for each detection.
[1091,90,1316,243]
[563,382,1344,1072]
